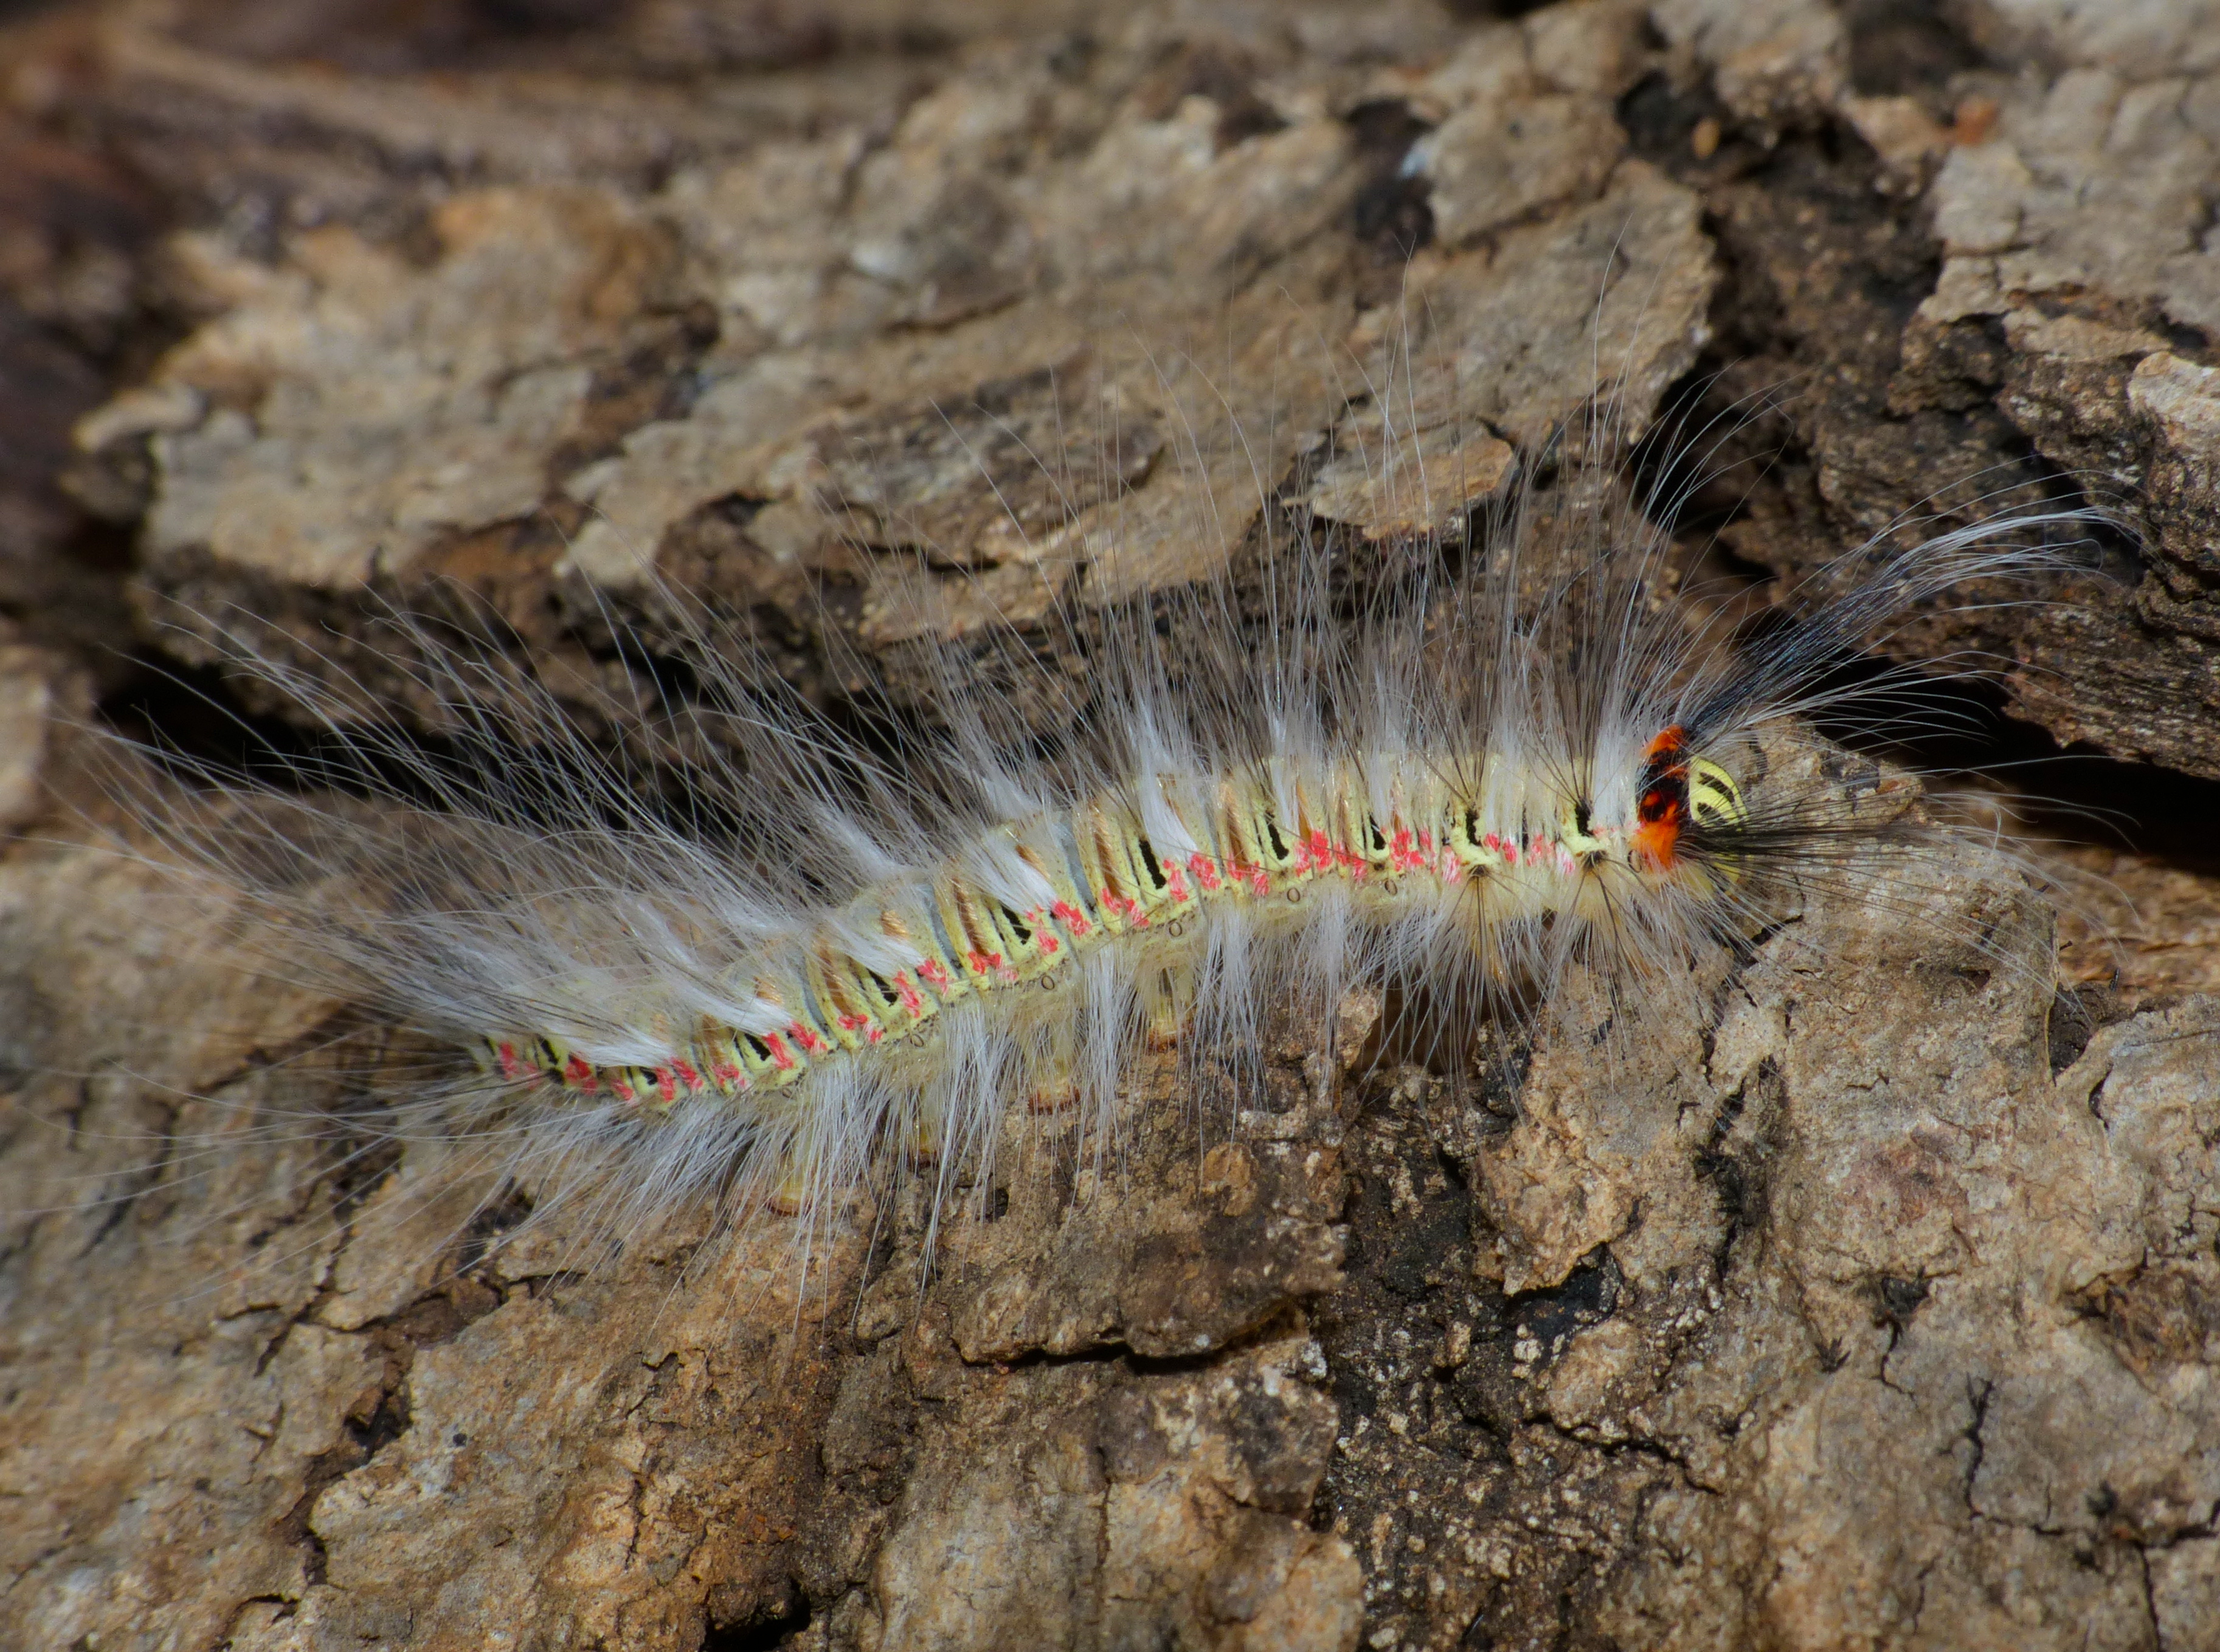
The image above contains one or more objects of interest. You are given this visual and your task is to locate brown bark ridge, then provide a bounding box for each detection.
[4,2,2220,1648]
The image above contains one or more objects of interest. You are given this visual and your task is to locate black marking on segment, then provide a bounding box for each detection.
[1136,837,1169,893]
[922,893,969,981]
[1054,816,1104,921]
[866,969,901,1007]
[797,976,837,1042]
[1002,905,1034,947]
[1264,814,1290,862]
[530,1036,565,1082]
[1090,820,1133,910]
[1462,809,1495,877]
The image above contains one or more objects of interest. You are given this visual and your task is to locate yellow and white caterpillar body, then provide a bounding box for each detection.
[114,415,2096,1282]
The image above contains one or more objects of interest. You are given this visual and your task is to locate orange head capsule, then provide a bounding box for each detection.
[1633,725,1748,875]
[1633,725,1692,872]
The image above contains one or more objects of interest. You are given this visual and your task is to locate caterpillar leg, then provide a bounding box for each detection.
[905,1110,944,1165]
[1141,962,1194,1049]
[1026,1048,1081,1113]
[765,1159,811,1217]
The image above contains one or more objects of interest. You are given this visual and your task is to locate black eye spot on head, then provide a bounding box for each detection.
[1637,773,1687,827]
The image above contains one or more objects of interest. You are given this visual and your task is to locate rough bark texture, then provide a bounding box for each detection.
[4,2,2220,1649]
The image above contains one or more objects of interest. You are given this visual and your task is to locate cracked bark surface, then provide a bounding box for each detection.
[5,2,2220,1649]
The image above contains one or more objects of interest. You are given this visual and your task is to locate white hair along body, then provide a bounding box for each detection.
[92,363,2105,1286]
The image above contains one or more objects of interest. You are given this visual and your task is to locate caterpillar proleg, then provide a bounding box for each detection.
[93,359,2103,1303]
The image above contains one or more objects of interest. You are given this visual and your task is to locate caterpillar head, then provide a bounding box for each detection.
[1631,724,1747,876]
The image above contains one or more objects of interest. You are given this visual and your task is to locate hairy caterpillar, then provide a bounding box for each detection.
[86,354,2101,1299]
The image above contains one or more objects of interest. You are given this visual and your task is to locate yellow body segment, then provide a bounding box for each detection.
[477,748,1729,1105]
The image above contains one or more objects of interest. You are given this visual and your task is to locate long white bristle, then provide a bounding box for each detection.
[83,331,2108,1301]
